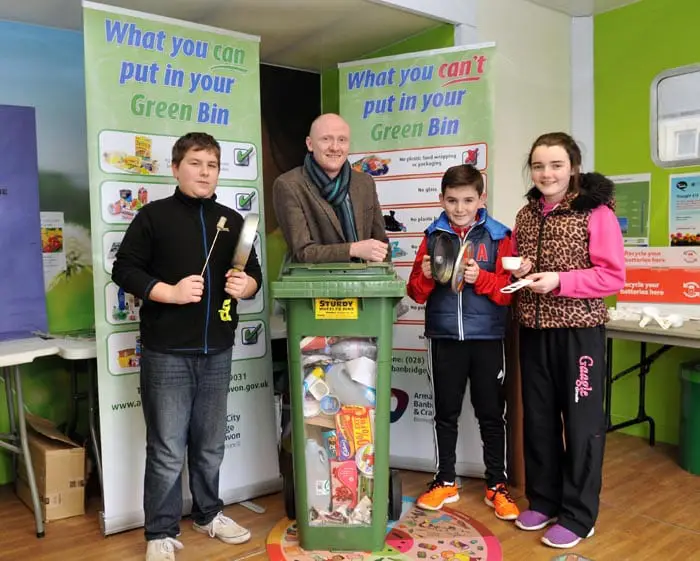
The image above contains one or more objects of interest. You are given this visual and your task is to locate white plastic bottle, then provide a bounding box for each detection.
[305,438,331,513]
[325,363,374,407]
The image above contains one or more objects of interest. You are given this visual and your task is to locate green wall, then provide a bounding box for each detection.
[595,0,700,444]
[321,23,455,114]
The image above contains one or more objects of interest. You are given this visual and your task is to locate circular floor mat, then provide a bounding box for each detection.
[267,498,502,561]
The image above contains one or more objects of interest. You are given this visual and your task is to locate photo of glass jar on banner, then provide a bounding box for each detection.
[300,335,378,527]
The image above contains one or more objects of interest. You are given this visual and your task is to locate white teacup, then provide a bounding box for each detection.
[501,256,523,271]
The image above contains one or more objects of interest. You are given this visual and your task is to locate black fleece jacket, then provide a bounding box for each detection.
[112,187,262,354]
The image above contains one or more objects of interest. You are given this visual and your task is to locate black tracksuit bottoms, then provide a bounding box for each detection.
[519,325,606,538]
[430,338,506,488]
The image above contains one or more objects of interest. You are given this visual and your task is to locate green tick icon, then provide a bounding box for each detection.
[242,323,262,345]
[235,146,254,166]
[236,191,256,211]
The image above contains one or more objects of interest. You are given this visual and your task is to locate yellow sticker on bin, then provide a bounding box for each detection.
[314,298,358,320]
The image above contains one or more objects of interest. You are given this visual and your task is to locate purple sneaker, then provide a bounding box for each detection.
[541,524,595,549]
[514,510,556,531]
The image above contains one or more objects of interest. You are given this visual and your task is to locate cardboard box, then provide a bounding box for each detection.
[15,413,86,521]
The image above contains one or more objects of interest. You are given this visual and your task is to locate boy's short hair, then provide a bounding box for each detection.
[441,164,484,196]
[172,132,221,168]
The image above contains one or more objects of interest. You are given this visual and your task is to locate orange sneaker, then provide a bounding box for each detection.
[484,483,520,520]
[416,480,459,511]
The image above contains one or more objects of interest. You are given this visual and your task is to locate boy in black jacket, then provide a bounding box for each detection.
[112,132,261,561]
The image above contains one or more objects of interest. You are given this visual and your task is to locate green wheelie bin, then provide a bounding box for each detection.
[272,262,405,552]
[680,360,700,475]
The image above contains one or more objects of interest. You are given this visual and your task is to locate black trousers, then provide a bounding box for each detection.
[520,326,606,538]
[430,338,506,487]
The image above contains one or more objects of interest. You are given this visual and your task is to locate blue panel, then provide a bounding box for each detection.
[0,105,47,340]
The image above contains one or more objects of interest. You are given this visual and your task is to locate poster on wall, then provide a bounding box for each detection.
[82,1,278,534]
[669,173,700,247]
[610,173,650,246]
[617,246,700,315]
[40,211,67,290]
[339,44,496,477]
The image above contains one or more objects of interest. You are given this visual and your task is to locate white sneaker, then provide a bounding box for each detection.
[145,537,183,561]
[193,511,251,545]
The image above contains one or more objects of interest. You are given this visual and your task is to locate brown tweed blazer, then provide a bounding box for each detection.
[272,165,388,263]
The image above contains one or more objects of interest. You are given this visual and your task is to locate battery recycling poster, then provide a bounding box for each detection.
[339,44,497,477]
[83,1,277,534]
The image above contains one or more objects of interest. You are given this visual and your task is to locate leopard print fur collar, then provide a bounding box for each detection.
[525,172,615,212]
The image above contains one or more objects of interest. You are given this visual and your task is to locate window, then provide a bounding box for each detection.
[675,129,698,159]
[651,65,700,167]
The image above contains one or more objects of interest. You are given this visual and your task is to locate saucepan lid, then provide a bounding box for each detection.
[430,232,459,285]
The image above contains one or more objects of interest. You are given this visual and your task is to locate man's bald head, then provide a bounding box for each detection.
[306,113,351,178]
[308,113,350,138]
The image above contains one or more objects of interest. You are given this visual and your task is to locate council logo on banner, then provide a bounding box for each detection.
[390,388,409,423]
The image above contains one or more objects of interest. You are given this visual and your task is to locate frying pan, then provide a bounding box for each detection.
[231,213,259,272]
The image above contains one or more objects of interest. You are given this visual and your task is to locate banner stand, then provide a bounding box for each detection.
[82,1,279,534]
[338,44,498,477]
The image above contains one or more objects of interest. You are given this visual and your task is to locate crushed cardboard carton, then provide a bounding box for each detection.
[15,413,86,521]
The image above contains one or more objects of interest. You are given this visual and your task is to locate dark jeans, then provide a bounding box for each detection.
[140,346,232,541]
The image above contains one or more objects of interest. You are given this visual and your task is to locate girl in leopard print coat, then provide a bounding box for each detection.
[510,132,625,550]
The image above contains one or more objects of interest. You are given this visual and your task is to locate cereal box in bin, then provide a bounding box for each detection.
[347,405,373,449]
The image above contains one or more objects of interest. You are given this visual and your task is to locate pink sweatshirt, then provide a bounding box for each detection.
[513,202,625,299]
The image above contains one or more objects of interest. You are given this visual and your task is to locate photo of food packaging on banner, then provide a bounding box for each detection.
[300,335,378,527]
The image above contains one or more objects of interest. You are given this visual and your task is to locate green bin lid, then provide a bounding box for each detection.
[271,262,406,299]
[681,361,700,384]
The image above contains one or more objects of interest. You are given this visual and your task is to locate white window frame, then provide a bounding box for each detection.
[651,64,700,168]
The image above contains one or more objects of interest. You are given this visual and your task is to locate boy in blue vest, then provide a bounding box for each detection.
[407,164,519,521]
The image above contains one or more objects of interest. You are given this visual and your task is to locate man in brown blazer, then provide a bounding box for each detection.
[272,113,389,263]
